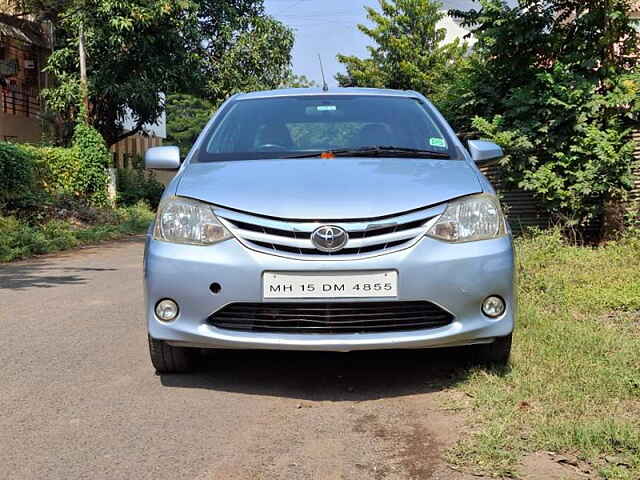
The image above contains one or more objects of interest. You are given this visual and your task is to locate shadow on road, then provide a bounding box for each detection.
[160,347,485,401]
[0,237,145,290]
[0,263,117,290]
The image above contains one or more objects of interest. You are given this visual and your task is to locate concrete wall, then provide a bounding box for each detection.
[0,111,41,142]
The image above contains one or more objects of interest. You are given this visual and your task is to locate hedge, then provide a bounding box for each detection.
[0,123,111,210]
[0,142,36,206]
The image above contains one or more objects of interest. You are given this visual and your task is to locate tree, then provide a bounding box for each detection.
[202,15,294,102]
[192,1,293,101]
[165,94,213,157]
[7,0,293,146]
[281,73,319,88]
[452,0,640,233]
[39,0,204,146]
[336,0,468,116]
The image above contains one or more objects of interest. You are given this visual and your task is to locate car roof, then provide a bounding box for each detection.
[234,87,421,100]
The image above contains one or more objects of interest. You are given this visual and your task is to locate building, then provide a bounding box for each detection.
[437,12,476,48]
[0,13,49,142]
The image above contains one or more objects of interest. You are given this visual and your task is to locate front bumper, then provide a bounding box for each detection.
[144,232,516,352]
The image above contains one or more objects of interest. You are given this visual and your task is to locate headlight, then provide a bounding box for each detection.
[153,196,232,245]
[426,194,505,242]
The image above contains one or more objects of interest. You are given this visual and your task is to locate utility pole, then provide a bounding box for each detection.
[79,22,89,117]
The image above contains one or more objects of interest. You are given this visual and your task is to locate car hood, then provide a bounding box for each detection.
[176,158,482,219]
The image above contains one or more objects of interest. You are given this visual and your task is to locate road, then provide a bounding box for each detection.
[1,238,485,480]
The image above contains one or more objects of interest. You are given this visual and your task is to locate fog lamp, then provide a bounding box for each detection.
[482,296,505,318]
[155,299,179,322]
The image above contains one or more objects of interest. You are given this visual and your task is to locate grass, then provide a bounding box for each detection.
[0,201,154,262]
[449,229,640,479]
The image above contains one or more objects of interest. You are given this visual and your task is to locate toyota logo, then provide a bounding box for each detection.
[311,225,349,252]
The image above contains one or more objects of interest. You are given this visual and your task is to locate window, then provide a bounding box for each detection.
[197,95,454,162]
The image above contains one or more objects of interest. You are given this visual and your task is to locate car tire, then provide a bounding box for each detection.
[148,335,195,373]
[470,334,512,366]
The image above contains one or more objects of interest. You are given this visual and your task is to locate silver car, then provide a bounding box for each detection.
[144,88,515,373]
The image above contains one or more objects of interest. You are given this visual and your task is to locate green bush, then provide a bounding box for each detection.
[0,201,155,262]
[450,1,640,235]
[0,125,154,262]
[0,216,78,261]
[116,167,164,209]
[71,123,111,206]
[17,123,111,208]
[23,145,83,196]
[0,142,37,208]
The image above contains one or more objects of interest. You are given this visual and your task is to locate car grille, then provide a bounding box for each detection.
[215,205,445,260]
[207,301,454,334]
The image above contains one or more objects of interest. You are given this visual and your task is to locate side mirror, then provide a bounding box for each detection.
[145,146,181,170]
[468,140,503,165]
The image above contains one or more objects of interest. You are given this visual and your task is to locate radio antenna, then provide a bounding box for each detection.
[318,54,329,91]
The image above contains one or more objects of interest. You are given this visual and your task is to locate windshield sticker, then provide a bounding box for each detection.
[429,137,446,148]
[317,105,336,111]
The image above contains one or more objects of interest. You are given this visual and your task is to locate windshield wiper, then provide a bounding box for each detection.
[283,145,450,159]
[366,146,451,158]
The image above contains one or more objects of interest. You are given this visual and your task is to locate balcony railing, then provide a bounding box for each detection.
[1,87,41,118]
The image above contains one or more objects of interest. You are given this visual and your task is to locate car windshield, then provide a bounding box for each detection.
[195,95,455,162]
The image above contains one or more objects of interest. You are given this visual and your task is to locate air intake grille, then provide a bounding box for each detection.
[207,301,454,334]
[214,205,444,260]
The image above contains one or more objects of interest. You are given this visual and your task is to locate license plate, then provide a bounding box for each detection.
[263,271,398,299]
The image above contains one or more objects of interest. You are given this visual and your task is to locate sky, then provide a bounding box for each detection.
[264,0,482,86]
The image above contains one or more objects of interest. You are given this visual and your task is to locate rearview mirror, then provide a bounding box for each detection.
[468,140,503,165]
[145,146,181,170]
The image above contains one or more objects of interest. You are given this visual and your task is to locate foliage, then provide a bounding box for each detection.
[473,112,635,226]
[3,124,110,209]
[0,216,77,262]
[281,73,318,88]
[336,0,468,117]
[165,94,213,157]
[0,201,154,262]
[24,145,84,197]
[0,127,150,262]
[0,142,36,208]
[451,0,640,229]
[71,123,111,206]
[448,229,640,478]
[181,3,294,103]
[204,16,294,101]
[40,0,203,146]
[31,0,293,146]
[116,168,164,209]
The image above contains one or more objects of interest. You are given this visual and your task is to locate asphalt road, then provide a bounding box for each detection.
[1,238,486,480]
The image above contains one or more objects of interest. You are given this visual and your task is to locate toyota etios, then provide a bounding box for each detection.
[144,88,515,373]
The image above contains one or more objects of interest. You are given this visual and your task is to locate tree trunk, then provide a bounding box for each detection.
[79,23,89,116]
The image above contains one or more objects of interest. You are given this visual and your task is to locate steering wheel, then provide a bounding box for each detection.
[256,143,288,151]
